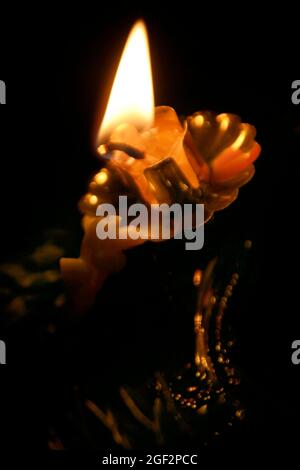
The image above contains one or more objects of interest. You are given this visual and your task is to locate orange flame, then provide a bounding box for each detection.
[98,20,154,143]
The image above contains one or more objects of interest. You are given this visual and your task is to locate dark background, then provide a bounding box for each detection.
[0,4,299,461]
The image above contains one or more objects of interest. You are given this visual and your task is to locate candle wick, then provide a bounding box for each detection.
[101,142,145,160]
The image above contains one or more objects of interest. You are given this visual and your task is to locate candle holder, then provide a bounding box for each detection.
[59,107,260,313]
[80,109,260,222]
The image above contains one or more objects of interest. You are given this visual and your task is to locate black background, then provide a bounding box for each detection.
[0,4,299,462]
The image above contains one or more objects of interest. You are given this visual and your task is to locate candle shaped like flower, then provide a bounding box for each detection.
[60,20,261,312]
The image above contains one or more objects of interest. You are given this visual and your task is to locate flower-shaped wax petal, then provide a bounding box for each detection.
[185,112,261,189]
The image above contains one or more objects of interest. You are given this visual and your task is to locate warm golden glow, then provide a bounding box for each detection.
[194,114,205,127]
[193,269,202,286]
[89,195,98,205]
[98,144,107,156]
[231,124,247,150]
[95,170,108,185]
[98,20,154,143]
[197,404,208,415]
[217,113,230,132]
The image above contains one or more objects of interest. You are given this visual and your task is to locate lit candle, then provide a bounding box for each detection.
[60,20,261,313]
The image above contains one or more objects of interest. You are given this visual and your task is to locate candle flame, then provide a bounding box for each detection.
[98,20,154,143]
